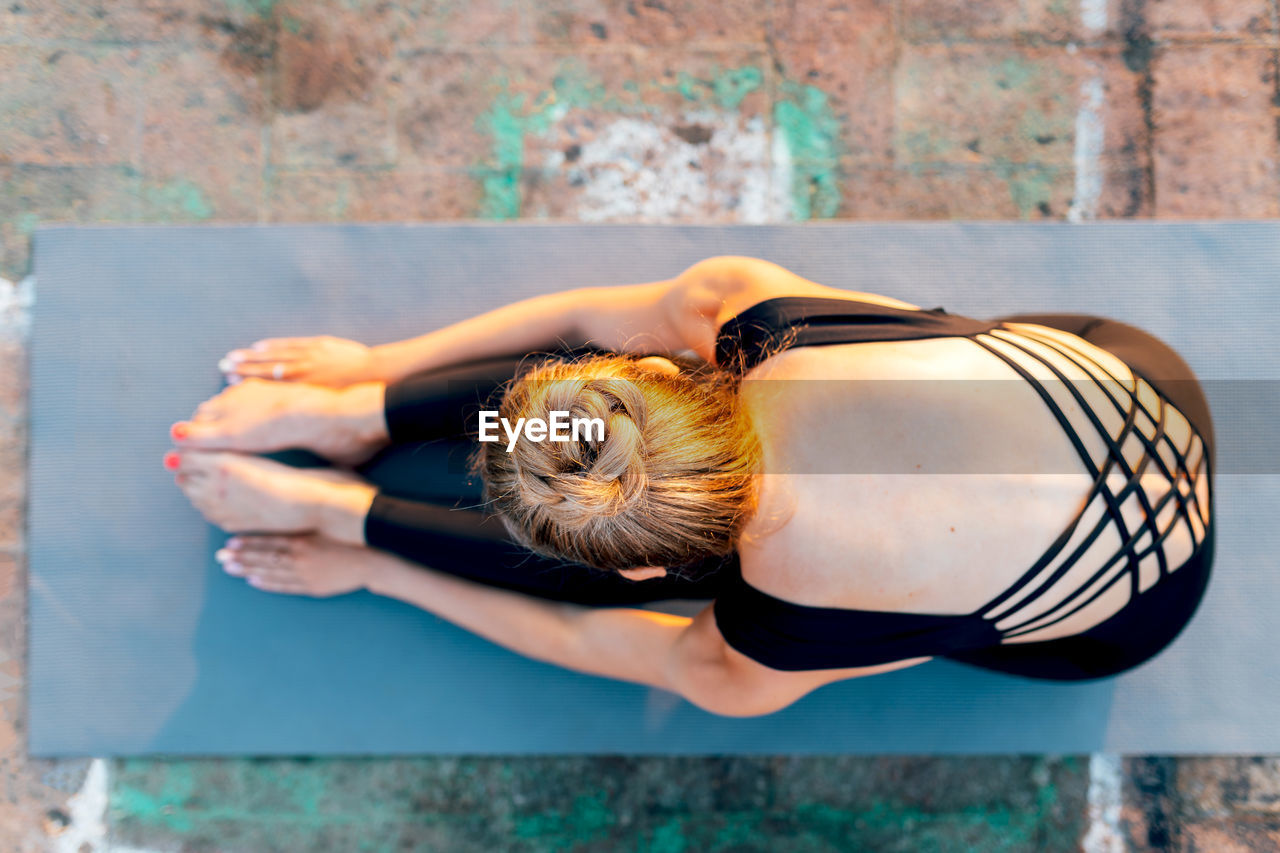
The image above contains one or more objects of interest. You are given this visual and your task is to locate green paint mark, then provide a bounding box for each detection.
[512,792,614,843]
[282,14,303,34]
[142,178,215,221]
[107,757,1083,851]
[774,81,843,220]
[223,0,277,17]
[109,762,199,833]
[995,56,1040,92]
[1017,105,1071,151]
[640,818,687,853]
[473,62,769,218]
[14,212,39,236]
[712,66,763,111]
[1047,0,1071,19]
[667,66,763,111]
[550,65,608,112]
[332,179,351,219]
[895,52,1072,167]
[474,63,612,219]
[993,160,1062,219]
[475,92,532,220]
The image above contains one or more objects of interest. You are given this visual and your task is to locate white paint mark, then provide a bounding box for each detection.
[54,758,108,853]
[1068,71,1106,223]
[0,276,34,341]
[770,124,796,223]
[1083,753,1126,853]
[52,757,169,852]
[1081,0,1108,35]
[535,113,789,223]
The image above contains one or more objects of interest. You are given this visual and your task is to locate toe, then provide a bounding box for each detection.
[179,420,232,449]
[193,399,225,422]
[177,468,212,503]
[167,449,215,476]
[171,446,245,473]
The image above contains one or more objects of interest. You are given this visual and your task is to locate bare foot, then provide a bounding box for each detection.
[170,451,375,541]
[215,533,390,597]
[172,378,389,467]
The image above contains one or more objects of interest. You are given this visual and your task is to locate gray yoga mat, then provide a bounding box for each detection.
[28,222,1280,756]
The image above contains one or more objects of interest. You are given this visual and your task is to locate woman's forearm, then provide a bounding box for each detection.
[369,283,653,383]
[363,556,691,691]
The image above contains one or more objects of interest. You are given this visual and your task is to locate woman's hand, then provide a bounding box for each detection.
[216,534,380,597]
[220,335,380,387]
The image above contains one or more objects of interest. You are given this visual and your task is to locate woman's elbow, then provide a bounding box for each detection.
[679,675,811,718]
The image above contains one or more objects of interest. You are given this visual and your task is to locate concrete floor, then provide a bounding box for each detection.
[2,0,1279,850]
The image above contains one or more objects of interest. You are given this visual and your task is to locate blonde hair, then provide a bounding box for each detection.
[476,354,762,573]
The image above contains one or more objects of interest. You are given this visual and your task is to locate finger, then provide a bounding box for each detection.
[231,359,310,382]
[215,546,286,569]
[246,576,310,595]
[233,338,315,356]
[220,353,300,375]
[226,534,301,554]
[244,566,300,583]
[252,337,320,351]
[220,342,310,376]
[234,549,293,571]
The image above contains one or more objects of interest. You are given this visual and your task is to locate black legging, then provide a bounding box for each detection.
[354,313,1215,670]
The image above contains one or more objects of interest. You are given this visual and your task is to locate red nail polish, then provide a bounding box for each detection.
[163,451,180,471]
[171,422,189,440]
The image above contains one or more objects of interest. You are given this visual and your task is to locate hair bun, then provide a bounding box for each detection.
[511,375,650,525]
[478,353,760,573]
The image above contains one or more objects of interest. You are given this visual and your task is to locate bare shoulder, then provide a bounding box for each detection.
[663,256,923,361]
[691,256,923,321]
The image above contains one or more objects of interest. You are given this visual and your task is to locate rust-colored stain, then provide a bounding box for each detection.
[199,3,386,116]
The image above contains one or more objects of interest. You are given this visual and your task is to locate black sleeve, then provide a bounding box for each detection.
[381,356,525,444]
[363,493,728,606]
[381,347,620,444]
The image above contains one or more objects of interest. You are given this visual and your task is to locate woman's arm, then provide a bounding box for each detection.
[363,554,929,717]
[226,275,699,387]
[373,254,925,376]
[224,256,922,386]
[366,256,748,380]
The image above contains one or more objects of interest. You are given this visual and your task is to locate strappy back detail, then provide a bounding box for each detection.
[714,296,1001,373]
[711,297,1214,677]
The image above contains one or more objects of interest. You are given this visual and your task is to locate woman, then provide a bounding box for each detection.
[164,256,1215,717]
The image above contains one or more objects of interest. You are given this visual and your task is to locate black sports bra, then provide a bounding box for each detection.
[713,296,998,372]
[710,297,1214,673]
